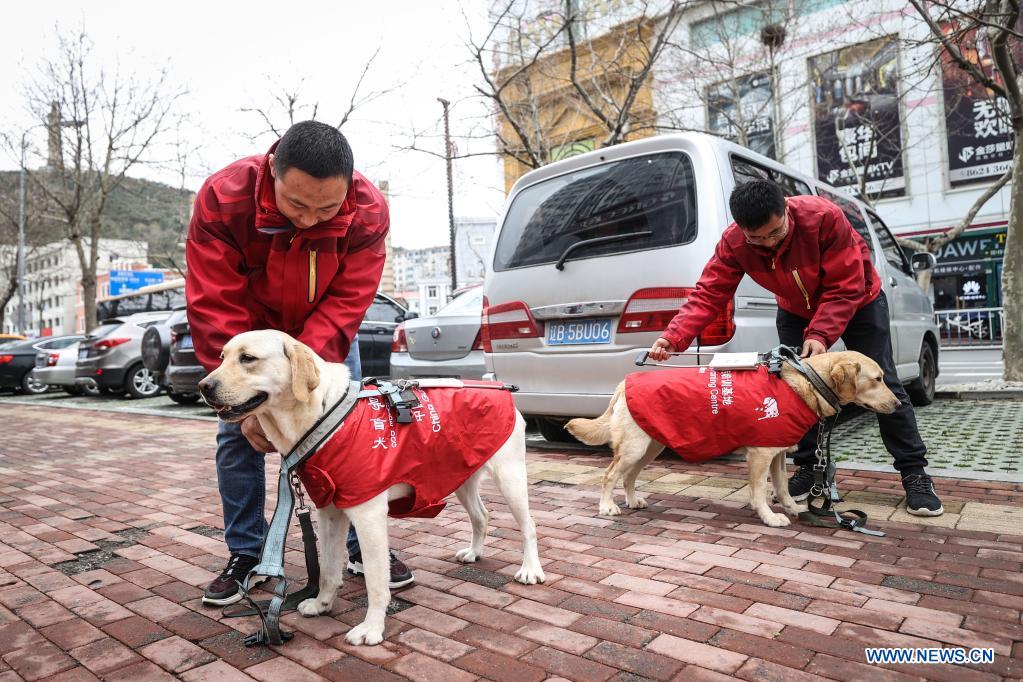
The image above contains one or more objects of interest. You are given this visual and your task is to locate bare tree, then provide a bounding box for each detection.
[470,0,689,183]
[907,0,1022,380]
[14,29,183,332]
[0,179,54,331]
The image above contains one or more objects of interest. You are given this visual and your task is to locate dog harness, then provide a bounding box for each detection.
[625,364,818,461]
[298,382,518,517]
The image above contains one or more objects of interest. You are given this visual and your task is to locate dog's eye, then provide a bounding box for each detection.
[239,354,258,364]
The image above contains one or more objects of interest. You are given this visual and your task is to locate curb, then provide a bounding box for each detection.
[935,389,1023,400]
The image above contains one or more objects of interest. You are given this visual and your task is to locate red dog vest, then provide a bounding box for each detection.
[298,383,518,518]
[625,366,817,462]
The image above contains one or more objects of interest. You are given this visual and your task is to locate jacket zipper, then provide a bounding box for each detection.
[308,250,317,303]
[791,269,811,310]
[770,256,776,271]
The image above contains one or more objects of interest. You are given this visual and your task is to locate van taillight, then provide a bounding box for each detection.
[480,297,540,353]
[617,287,693,333]
[698,300,736,346]
[391,323,408,353]
[47,353,60,367]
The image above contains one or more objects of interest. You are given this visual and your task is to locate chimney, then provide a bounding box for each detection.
[46,101,64,172]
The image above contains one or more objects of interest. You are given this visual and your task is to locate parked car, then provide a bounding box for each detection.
[33,335,97,396]
[76,311,171,398]
[390,286,484,379]
[1,336,81,394]
[483,132,940,442]
[141,294,415,392]
[141,308,202,404]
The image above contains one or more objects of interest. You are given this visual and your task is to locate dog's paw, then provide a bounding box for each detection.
[297,597,331,617]
[599,502,622,516]
[455,547,480,563]
[345,620,384,646]
[514,563,546,585]
[627,496,648,510]
[783,503,806,517]
[761,512,792,527]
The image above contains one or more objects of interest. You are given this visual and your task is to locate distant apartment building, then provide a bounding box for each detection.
[2,239,148,336]
[455,217,498,288]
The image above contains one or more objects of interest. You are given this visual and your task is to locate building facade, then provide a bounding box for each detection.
[2,239,148,336]
[455,217,498,288]
[492,1,1012,311]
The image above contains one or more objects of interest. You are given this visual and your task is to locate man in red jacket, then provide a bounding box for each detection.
[186,121,413,606]
[649,180,942,516]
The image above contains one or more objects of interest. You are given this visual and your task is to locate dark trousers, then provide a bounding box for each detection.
[776,292,929,475]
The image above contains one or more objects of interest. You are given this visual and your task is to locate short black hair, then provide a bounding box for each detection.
[273,121,354,180]
[729,179,786,230]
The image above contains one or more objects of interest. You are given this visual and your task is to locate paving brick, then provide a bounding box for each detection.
[38,618,106,650]
[246,656,328,682]
[387,652,477,682]
[646,633,748,674]
[15,599,76,628]
[0,621,46,655]
[68,636,141,675]
[140,635,217,674]
[570,615,657,648]
[690,606,782,638]
[522,645,618,682]
[180,660,256,681]
[161,611,230,642]
[455,649,547,682]
[515,622,598,655]
[899,617,1013,656]
[706,628,813,670]
[585,640,684,681]
[317,655,405,682]
[505,597,582,627]
[735,657,822,682]
[803,601,905,631]
[804,652,923,682]
[450,601,532,633]
[1,640,77,680]
[394,627,474,661]
[102,615,172,648]
[744,603,840,635]
[43,667,102,682]
[96,581,153,605]
[613,591,698,618]
[452,623,537,658]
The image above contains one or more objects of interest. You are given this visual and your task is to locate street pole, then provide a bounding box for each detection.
[17,131,28,336]
[437,97,457,295]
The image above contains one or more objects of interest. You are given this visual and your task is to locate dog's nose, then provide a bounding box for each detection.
[198,377,217,394]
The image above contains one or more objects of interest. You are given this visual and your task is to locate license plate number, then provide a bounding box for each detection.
[179,335,193,349]
[78,348,88,360]
[546,318,614,345]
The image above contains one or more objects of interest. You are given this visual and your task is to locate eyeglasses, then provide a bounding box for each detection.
[743,215,788,244]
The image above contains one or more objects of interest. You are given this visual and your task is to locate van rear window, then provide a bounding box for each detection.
[494,152,698,270]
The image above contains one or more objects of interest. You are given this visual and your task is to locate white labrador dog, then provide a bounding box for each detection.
[199,330,545,646]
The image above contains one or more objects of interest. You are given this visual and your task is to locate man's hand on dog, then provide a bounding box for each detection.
[241,415,276,453]
[801,339,827,358]
[649,338,675,362]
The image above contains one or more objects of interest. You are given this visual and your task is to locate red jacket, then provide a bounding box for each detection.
[185,144,389,372]
[625,366,817,462]
[298,384,518,517]
[661,195,879,351]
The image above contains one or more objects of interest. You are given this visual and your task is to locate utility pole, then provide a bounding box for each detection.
[437,97,457,294]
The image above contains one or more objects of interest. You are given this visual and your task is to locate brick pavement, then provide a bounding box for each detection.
[0,402,1021,681]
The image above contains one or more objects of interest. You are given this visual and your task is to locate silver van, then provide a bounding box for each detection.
[482,133,939,441]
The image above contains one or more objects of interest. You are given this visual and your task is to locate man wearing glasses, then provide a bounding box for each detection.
[648,179,942,516]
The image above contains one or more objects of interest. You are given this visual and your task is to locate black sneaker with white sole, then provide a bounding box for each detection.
[202,553,267,606]
[902,473,944,516]
[787,463,817,502]
[347,552,415,589]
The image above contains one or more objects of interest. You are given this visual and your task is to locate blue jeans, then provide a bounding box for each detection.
[216,337,364,558]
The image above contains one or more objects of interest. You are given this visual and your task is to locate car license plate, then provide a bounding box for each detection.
[180,335,193,349]
[546,318,614,345]
[78,348,89,360]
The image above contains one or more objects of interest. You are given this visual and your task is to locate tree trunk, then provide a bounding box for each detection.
[1004,134,1023,381]
[82,270,97,333]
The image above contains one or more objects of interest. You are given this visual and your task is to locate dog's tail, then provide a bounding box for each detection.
[565,381,625,446]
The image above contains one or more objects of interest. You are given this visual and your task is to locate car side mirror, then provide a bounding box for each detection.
[911,252,936,273]
[399,312,419,322]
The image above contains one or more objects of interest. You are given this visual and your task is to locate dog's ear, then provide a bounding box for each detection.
[288,342,320,402]
[829,360,861,403]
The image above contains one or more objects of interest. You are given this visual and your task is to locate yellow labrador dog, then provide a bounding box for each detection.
[200,330,545,646]
[566,351,899,527]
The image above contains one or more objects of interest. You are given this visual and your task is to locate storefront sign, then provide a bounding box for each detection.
[933,229,1006,264]
[941,19,1023,186]
[809,37,905,198]
[707,72,776,159]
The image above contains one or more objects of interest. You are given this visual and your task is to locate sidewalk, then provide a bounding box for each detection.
[0,403,1021,681]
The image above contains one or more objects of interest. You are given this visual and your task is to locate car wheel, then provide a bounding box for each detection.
[99,386,124,397]
[536,417,580,444]
[21,371,50,395]
[80,381,101,397]
[124,364,162,399]
[907,342,936,407]
[64,385,82,396]
[167,390,200,405]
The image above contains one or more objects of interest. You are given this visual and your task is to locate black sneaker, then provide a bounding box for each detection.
[347,552,415,589]
[202,553,267,606]
[788,463,817,502]
[903,473,944,516]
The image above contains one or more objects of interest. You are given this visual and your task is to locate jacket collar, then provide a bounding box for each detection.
[253,141,357,240]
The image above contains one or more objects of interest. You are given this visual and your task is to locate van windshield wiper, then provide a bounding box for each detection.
[555,231,652,271]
